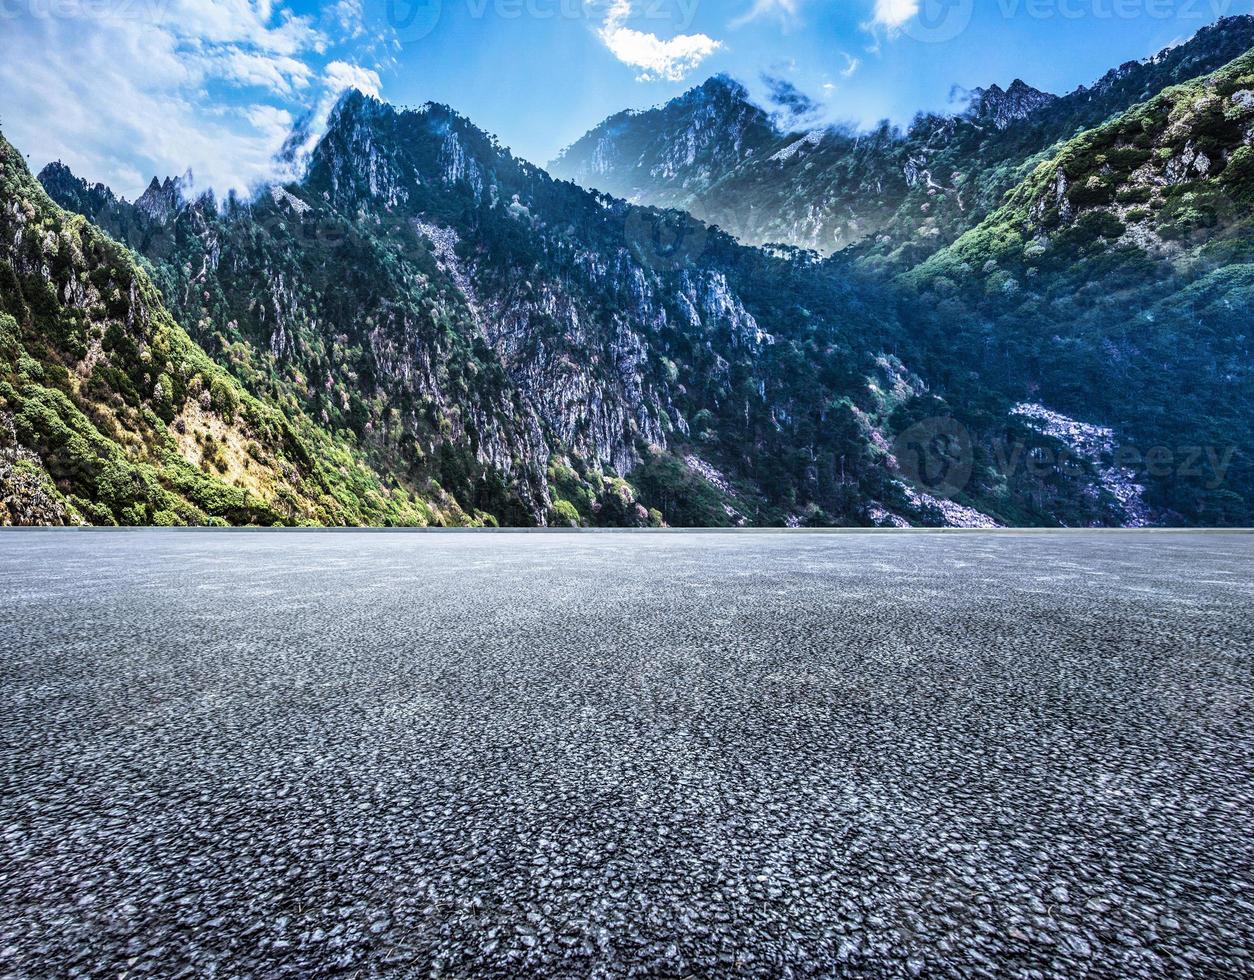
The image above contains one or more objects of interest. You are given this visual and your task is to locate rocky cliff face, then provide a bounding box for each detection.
[38,94,896,525]
[262,94,1036,526]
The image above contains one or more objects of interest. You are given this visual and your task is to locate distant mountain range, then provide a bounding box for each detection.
[1,17,1251,526]
[550,17,1254,261]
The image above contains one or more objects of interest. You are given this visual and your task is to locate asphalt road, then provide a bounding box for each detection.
[1,530,1252,978]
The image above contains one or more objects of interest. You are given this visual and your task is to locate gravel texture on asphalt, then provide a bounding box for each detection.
[1,530,1252,978]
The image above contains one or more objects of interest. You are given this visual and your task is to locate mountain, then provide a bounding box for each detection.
[550,16,1254,262]
[549,74,902,255]
[18,19,1254,527]
[549,75,778,210]
[0,134,460,526]
[34,92,1152,529]
[31,94,913,528]
[962,79,1058,131]
[898,45,1254,524]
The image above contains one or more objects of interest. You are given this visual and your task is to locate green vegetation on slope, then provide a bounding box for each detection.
[898,51,1254,523]
[0,133,466,526]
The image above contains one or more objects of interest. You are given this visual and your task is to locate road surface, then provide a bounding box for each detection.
[1,530,1251,976]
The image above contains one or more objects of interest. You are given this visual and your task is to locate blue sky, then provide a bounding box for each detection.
[0,0,1245,198]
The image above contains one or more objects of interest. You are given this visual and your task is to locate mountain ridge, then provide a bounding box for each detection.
[13,21,1254,526]
[33,92,1138,528]
[550,16,1254,261]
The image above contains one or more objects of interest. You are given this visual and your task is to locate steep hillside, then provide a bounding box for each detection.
[860,14,1254,270]
[900,49,1254,523]
[0,134,460,526]
[41,95,882,527]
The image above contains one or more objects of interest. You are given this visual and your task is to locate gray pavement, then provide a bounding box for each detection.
[0,530,1252,977]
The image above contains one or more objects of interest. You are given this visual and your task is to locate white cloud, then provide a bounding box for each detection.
[245,104,297,140]
[597,0,722,83]
[324,60,383,98]
[840,53,861,77]
[0,0,384,200]
[871,0,919,29]
[731,0,802,29]
[208,49,316,95]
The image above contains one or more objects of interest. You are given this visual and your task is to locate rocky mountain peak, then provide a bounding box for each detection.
[327,86,392,131]
[694,73,751,104]
[135,173,189,222]
[36,160,118,214]
[964,79,1057,129]
[36,160,82,191]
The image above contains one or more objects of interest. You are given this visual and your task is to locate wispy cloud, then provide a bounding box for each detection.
[324,59,383,98]
[840,52,861,77]
[597,0,722,82]
[731,0,802,29]
[764,75,814,110]
[870,0,920,29]
[0,0,386,199]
